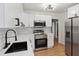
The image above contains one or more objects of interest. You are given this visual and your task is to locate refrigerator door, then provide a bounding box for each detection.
[65,19,72,56]
[77,17,79,55]
[72,17,78,56]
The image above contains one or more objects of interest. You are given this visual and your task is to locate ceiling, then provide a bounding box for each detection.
[23,3,77,13]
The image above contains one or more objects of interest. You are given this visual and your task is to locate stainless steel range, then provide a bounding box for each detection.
[33,29,47,51]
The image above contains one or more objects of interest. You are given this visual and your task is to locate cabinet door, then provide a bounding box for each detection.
[0,4,5,28]
[35,15,41,21]
[28,14,34,27]
[45,15,52,27]
[68,7,75,18]
[35,15,45,21]
[21,13,29,27]
[40,15,45,21]
[68,4,79,18]
[77,17,79,55]
[29,34,34,50]
[47,34,54,48]
[0,35,4,50]
[5,3,23,28]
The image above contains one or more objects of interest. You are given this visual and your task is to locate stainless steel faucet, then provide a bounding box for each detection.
[4,29,17,49]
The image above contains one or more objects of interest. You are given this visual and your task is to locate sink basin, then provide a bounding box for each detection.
[5,41,27,54]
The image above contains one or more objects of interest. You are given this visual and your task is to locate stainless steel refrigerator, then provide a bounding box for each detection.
[65,16,79,56]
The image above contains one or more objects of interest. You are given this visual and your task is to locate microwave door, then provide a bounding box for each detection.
[34,21,46,27]
[72,17,79,56]
[65,19,72,56]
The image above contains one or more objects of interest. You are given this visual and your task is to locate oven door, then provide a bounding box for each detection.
[35,38,47,49]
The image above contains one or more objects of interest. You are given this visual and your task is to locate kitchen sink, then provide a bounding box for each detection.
[5,41,27,54]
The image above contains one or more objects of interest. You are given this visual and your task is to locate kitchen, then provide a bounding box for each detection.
[0,3,79,56]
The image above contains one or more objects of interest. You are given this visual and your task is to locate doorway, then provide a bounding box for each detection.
[51,19,59,46]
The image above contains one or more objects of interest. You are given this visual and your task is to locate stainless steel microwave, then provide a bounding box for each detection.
[34,21,46,27]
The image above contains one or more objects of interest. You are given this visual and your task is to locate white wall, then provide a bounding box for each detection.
[52,12,67,45]
[58,12,67,45]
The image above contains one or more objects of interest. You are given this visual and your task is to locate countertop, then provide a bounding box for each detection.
[0,27,53,56]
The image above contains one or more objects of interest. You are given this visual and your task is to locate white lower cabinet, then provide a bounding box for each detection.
[28,34,34,50]
[17,34,35,50]
[47,33,54,48]
[0,35,5,51]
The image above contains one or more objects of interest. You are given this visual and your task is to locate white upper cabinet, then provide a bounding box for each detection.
[45,15,52,27]
[68,4,79,18]
[34,15,52,27]
[34,15,45,21]
[0,3,52,28]
[34,15,41,21]
[5,3,23,28]
[0,4,5,28]
[21,13,34,27]
[28,14,34,27]
[20,13,29,27]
